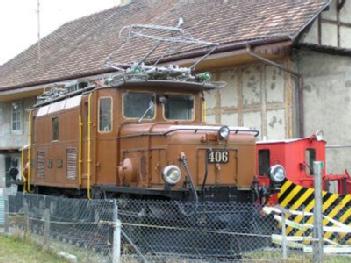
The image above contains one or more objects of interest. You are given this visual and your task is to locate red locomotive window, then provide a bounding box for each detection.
[259,149,270,176]
[305,148,316,175]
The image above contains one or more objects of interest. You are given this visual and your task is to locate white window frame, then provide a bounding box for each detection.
[11,102,23,133]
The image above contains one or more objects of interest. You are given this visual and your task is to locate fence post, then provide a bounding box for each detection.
[23,199,30,239]
[281,208,288,259]
[112,200,121,263]
[4,197,9,233]
[43,208,50,249]
[313,161,324,263]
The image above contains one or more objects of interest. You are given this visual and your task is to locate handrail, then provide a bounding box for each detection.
[117,128,259,139]
[21,146,25,189]
[27,110,32,192]
[162,128,260,137]
[87,93,92,199]
[78,114,83,187]
[202,101,207,123]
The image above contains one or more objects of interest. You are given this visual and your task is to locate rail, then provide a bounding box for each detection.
[162,127,260,137]
[27,110,32,192]
[118,127,259,139]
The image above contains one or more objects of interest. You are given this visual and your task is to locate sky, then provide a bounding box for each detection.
[0,0,122,65]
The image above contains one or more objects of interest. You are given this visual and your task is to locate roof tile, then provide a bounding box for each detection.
[0,0,329,89]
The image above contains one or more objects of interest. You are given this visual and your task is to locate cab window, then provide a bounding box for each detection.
[164,95,194,120]
[258,149,270,176]
[123,92,155,120]
[305,148,316,175]
[99,97,112,132]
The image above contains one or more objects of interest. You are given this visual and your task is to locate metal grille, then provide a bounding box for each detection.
[66,147,77,180]
[37,151,45,177]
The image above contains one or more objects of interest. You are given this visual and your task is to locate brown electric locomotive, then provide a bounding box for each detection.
[21,65,284,202]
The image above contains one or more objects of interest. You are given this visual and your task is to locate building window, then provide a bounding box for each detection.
[258,149,270,176]
[99,97,112,132]
[52,117,59,140]
[11,102,22,131]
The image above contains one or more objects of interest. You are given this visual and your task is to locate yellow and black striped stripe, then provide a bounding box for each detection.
[278,180,351,245]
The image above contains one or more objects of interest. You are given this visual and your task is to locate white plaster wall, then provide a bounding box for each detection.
[242,65,262,107]
[219,71,239,108]
[243,111,261,132]
[203,90,217,110]
[221,112,238,127]
[322,0,337,20]
[206,114,217,124]
[340,0,351,23]
[302,21,319,44]
[298,50,351,173]
[267,109,285,140]
[321,23,338,47]
[340,27,351,49]
[266,67,284,103]
[0,97,35,150]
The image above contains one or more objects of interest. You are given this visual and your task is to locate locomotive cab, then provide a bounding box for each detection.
[23,68,285,202]
[90,80,261,202]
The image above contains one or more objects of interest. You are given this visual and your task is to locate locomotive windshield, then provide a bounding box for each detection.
[164,95,194,120]
[123,92,155,119]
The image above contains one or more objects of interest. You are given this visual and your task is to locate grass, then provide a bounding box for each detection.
[243,249,351,262]
[0,234,69,263]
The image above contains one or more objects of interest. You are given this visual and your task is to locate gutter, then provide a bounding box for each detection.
[156,36,291,64]
[0,68,117,92]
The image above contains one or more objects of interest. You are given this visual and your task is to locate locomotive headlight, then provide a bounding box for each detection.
[269,165,286,182]
[218,126,230,140]
[162,165,181,185]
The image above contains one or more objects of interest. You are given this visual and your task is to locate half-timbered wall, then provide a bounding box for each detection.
[205,62,295,140]
[301,0,351,49]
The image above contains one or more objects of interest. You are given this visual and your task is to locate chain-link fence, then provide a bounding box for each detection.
[0,191,308,262]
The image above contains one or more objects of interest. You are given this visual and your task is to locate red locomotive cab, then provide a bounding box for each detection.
[256,131,327,204]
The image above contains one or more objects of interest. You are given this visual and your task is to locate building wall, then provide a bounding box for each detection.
[205,62,296,140]
[0,154,5,188]
[301,0,351,49]
[0,97,35,150]
[0,97,35,188]
[296,49,351,173]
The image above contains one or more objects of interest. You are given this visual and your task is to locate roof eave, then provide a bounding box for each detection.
[0,37,292,92]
